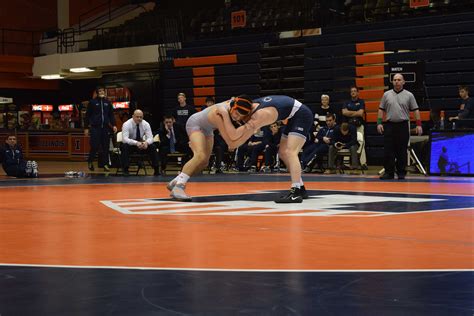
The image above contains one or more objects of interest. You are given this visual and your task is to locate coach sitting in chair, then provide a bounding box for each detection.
[121,110,160,176]
[157,115,190,172]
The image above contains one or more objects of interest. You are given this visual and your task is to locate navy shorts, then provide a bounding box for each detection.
[281,104,313,140]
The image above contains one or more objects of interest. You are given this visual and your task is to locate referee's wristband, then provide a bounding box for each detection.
[377,118,382,125]
[416,120,422,127]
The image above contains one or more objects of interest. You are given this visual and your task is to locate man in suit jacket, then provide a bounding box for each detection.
[157,115,190,172]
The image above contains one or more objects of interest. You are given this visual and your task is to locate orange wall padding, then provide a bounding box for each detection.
[174,55,237,67]
[356,66,385,76]
[193,77,215,86]
[356,77,385,88]
[193,97,207,106]
[193,87,215,96]
[359,89,385,100]
[365,101,381,112]
[356,41,385,53]
[356,54,385,65]
[193,67,215,76]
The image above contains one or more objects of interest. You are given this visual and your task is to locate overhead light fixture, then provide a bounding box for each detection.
[41,74,64,80]
[69,67,94,73]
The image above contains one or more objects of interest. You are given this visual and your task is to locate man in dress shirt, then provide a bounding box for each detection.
[157,115,190,172]
[120,110,160,176]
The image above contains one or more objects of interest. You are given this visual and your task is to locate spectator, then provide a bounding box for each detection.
[236,128,266,172]
[202,96,215,111]
[120,110,160,176]
[84,86,117,171]
[174,92,197,127]
[157,115,190,172]
[314,94,336,128]
[262,122,282,173]
[301,113,337,172]
[377,73,422,180]
[449,85,474,126]
[0,134,38,178]
[342,86,367,167]
[325,122,360,174]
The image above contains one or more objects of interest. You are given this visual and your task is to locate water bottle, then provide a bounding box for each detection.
[64,171,85,178]
[452,121,456,130]
[439,111,445,130]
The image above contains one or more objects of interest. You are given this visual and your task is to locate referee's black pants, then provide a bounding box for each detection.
[383,121,410,176]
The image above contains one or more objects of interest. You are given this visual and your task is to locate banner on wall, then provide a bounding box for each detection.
[410,0,430,8]
[28,134,69,154]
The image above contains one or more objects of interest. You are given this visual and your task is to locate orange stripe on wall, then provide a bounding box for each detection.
[193,76,215,86]
[356,54,385,65]
[356,41,385,53]
[365,100,380,112]
[355,77,385,87]
[174,55,237,67]
[359,89,385,100]
[193,97,207,106]
[0,78,59,90]
[0,55,34,64]
[193,67,215,76]
[193,87,215,97]
[356,66,385,76]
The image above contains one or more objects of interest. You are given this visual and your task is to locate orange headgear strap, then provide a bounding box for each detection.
[231,97,252,115]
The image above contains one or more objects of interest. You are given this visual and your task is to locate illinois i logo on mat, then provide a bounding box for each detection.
[101,190,474,217]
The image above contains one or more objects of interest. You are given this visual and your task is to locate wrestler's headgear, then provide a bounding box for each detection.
[229,95,253,123]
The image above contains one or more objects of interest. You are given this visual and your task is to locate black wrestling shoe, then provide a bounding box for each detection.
[88,161,95,171]
[300,185,309,199]
[379,173,394,180]
[275,187,303,203]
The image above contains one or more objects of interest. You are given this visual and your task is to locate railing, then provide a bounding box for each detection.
[0,28,45,56]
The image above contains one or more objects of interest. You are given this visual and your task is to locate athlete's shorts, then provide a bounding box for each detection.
[185,109,215,137]
[281,103,313,140]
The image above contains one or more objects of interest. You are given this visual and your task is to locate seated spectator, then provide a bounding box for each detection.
[175,92,197,128]
[157,115,190,172]
[301,113,337,172]
[120,110,160,176]
[314,94,336,128]
[325,122,360,174]
[235,128,265,172]
[202,96,215,111]
[212,130,229,173]
[262,122,282,172]
[342,86,367,167]
[0,134,38,178]
[449,85,474,127]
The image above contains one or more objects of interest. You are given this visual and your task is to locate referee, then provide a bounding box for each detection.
[377,73,423,180]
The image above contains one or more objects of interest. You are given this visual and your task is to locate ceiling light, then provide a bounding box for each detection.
[41,74,64,80]
[70,67,94,73]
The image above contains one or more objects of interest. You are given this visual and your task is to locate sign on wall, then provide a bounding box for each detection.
[410,0,430,8]
[231,10,246,29]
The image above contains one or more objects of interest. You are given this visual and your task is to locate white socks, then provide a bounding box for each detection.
[175,172,190,185]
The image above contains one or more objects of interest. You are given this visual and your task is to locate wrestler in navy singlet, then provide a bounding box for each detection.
[253,95,313,140]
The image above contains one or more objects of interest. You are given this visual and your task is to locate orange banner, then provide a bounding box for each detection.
[28,134,69,153]
[410,0,429,8]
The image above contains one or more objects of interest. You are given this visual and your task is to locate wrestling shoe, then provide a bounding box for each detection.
[166,179,177,191]
[170,183,192,202]
[300,185,309,199]
[275,187,303,203]
[31,161,39,178]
